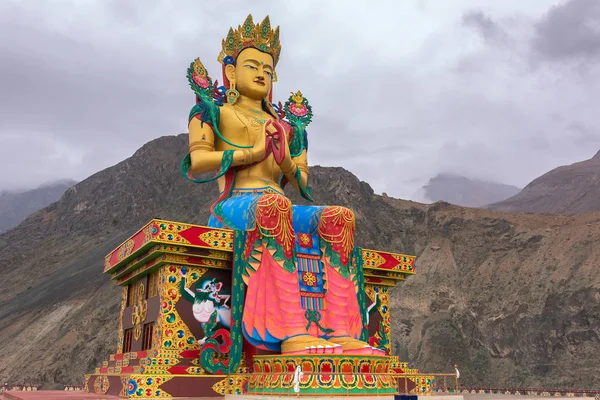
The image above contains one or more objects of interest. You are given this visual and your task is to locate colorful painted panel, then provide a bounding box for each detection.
[248,354,397,395]
[104,220,417,282]
[116,286,128,354]
[297,255,326,310]
[104,220,234,274]
[363,249,416,274]
[84,372,224,398]
[364,277,398,287]
[364,270,406,281]
[110,245,231,281]
[410,375,436,394]
[365,285,391,354]
[115,254,230,286]
[158,265,233,374]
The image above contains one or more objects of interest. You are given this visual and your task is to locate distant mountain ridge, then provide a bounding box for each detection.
[423,173,521,208]
[487,151,600,214]
[0,180,77,233]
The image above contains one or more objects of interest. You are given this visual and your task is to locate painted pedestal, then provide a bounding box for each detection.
[85,219,424,398]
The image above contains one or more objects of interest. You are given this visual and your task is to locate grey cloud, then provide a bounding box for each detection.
[0,11,186,139]
[564,121,600,146]
[1,0,599,201]
[532,0,600,61]
[462,10,507,44]
[0,0,231,189]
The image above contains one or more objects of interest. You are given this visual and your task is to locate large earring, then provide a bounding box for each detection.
[226,80,240,105]
[264,100,279,119]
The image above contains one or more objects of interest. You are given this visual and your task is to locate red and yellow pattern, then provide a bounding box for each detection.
[302,272,317,286]
[255,193,295,260]
[363,250,416,272]
[104,220,233,274]
[115,254,228,286]
[298,233,313,248]
[363,249,416,286]
[318,206,355,265]
[248,354,397,395]
[104,219,415,285]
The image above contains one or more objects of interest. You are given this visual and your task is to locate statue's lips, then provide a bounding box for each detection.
[254,80,266,86]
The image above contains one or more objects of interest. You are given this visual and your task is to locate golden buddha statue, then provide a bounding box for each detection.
[182,14,381,356]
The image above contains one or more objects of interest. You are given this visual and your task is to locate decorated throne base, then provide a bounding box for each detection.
[246,354,398,396]
[88,219,419,398]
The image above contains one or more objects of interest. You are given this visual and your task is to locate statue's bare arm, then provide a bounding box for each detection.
[283,150,308,192]
[188,117,264,174]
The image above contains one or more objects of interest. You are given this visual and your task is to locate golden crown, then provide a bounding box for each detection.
[217,14,281,67]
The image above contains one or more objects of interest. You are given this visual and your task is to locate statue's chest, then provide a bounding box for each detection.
[235,109,270,130]
[219,108,269,142]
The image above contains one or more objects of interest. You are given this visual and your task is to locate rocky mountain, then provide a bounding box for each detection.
[0,180,76,233]
[487,151,600,215]
[423,173,521,208]
[0,134,598,390]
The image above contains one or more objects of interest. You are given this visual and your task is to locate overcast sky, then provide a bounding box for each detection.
[1,0,600,200]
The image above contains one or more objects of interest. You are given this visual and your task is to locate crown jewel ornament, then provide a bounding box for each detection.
[217,14,282,67]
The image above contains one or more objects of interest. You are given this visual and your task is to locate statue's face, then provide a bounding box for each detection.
[231,47,274,100]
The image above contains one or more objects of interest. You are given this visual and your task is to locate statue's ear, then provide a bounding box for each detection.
[225,64,236,82]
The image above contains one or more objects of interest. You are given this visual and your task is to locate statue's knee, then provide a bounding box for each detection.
[256,193,293,230]
[257,193,292,211]
[318,206,356,265]
[339,206,355,220]
[320,206,355,226]
[318,206,356,242]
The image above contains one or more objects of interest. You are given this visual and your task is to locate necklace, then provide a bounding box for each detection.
[233,105,268,128]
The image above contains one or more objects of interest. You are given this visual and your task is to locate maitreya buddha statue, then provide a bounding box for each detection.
[181,14,382,356]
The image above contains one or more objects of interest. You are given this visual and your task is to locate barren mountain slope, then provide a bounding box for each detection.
[0,135,598,390]
[487,151,600,215]
[389,201,600,388]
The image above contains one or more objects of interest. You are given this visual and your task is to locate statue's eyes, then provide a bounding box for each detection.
[264,70,273,78]
[244,65,258,70]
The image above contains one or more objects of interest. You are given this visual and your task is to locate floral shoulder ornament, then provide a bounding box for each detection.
[282,91,313,158]
[186,57,222,128]
[181,57,239,185]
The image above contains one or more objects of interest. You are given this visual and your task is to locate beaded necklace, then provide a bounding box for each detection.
[233,104,269,128]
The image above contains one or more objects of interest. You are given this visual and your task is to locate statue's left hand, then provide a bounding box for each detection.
[265,119,287,165]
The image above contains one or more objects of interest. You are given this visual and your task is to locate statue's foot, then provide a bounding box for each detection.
[326,336,375,355]
[281,335,343,355]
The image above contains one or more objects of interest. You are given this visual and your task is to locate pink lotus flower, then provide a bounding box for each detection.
[192,73,209,89]
[289,104,308,117]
